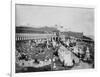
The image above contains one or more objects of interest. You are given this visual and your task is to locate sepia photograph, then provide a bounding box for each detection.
[15,4,94,73]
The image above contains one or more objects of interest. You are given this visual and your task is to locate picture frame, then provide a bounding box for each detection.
[11,0,95,77]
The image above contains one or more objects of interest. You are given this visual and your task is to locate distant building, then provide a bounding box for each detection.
[63,31,83,39]
[16,33,56,41]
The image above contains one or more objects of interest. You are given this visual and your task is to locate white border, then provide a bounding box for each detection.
[11,0,96,77]
[13,0,95,9]
[11,1,15,77]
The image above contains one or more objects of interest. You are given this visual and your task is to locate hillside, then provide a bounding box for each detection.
[16,26,59,33]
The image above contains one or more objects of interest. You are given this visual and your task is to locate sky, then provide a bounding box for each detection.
[15,4,94,36]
